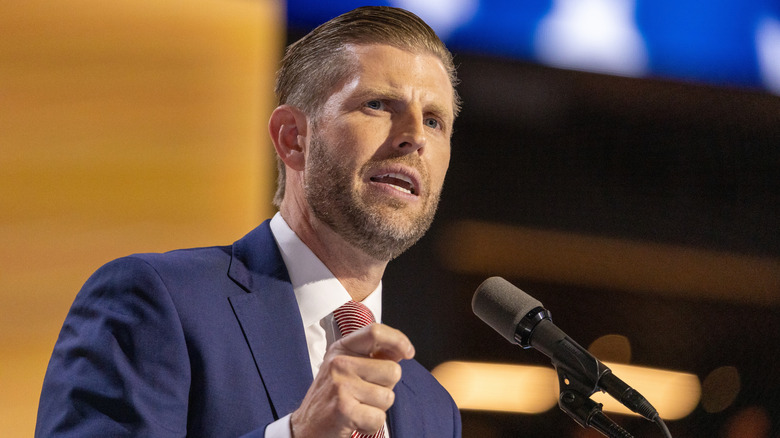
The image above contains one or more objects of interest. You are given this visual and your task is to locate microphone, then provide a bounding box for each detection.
[472,276,659,422]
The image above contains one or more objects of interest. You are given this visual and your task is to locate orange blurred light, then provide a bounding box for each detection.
[432,361,559,414]
[593,362,701,420]
[432,361,700,420]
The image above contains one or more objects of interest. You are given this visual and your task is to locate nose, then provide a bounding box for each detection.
[393,111,426,154]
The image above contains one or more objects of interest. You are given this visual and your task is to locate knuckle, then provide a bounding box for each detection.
[329,354,352,371]
[335,391,352,414]
[336,388,360,416]
[361,410,386,432]
[374,410,387,428]
[388,362,402,382]
[366,323,382,338]
[382,387,395,408]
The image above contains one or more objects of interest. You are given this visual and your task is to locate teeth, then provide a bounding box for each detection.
[388,184,412,195]
[384,173,413,185]
[371,172,416,195]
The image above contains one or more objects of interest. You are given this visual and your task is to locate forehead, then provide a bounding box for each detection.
[334,44,455,117]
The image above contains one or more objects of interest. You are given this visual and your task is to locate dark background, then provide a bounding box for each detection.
[384,55,780,438]
[290,24,780,438]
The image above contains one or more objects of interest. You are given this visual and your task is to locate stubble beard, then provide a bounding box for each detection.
[304,133,442,261]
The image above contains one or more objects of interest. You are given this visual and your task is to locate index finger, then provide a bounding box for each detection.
[336,323,415,362]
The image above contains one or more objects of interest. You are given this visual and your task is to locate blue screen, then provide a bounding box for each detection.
[287,0,780,94]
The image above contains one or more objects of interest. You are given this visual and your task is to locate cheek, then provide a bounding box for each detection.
[325,121,379,159]
[429,147,451,190]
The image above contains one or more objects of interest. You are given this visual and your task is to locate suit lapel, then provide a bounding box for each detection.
[227,221,313,419]
[387,361,424,437]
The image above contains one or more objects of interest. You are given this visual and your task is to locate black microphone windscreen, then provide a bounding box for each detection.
[472,277,543,344]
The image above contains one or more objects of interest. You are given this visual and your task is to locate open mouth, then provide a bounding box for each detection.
[369,172,418,196]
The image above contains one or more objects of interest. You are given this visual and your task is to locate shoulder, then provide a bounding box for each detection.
[96,218,277,283]
[399,359,452,397]
[395,359,462,436]
[77,245,232,298]
[127,245,233,281]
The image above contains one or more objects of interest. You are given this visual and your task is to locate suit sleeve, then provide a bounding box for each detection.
[35,256,192,437]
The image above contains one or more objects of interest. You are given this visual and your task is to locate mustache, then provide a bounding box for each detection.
[363,152,425,172]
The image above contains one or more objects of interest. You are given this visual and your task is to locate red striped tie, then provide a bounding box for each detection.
[333,301,386,438]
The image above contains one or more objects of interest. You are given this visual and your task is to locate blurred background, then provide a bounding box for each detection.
[2,0,778,436]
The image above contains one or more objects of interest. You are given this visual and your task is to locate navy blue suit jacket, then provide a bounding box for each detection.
[36,220,461,437]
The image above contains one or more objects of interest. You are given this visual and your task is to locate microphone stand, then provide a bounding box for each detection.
[509,305,672,437]
[547,336,636,438]
[558,387,634,438]
[520,310,669,437]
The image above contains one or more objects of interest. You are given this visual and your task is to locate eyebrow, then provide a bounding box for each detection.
[352,86,454,123]
[351,86,403,104]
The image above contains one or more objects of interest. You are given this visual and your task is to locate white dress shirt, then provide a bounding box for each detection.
[265,213,387,437]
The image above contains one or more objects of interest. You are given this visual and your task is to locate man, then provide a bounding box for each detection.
[36,6,461,437]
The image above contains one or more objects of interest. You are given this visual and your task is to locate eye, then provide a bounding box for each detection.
[424,117,441,130]
[365,100,384,111]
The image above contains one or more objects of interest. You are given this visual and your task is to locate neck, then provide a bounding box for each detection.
[280,202,388,302]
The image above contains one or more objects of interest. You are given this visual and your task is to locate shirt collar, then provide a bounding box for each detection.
[269,213,383,327]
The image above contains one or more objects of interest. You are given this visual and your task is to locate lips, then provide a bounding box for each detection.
[369,168,421,197]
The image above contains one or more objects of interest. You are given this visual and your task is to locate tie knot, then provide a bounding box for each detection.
[334,300,375,336]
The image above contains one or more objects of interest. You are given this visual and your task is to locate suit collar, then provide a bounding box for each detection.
[228,220,289,291]
[226,222,428,432]
[227,220,313,419]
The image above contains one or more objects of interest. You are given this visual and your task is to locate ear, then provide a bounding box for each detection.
[268,104,308,171]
